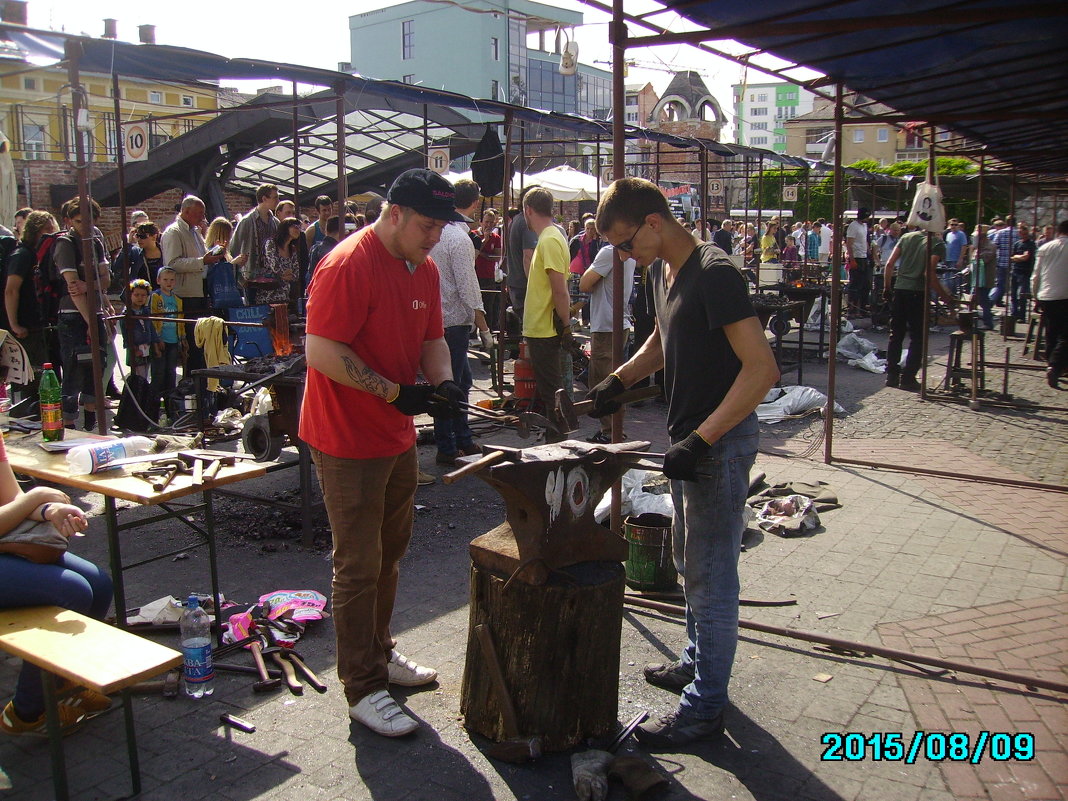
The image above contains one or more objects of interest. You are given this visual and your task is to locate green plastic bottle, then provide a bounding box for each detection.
[39,363,63,442]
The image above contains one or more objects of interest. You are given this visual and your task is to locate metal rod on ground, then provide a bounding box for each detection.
[830,456,1068,493]
[622,596,1068,695]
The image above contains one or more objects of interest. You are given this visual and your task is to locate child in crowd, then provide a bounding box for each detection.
[149,266,185,398]
[121,279,158,382]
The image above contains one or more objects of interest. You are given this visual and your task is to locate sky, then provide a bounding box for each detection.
[20,1,817,139]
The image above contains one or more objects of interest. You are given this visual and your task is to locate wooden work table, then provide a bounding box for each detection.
[4,433,268,642]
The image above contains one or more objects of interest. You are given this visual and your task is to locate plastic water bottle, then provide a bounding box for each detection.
[180,596,214,698]
[39,363,63,442]
[66,435,154,475]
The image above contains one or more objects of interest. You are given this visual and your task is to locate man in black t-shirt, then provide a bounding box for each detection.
[1010,223,1038,322]
[588,178,779,748]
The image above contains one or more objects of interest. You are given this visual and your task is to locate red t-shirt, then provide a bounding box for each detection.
[474,230,501,281]
[299,227,444,459]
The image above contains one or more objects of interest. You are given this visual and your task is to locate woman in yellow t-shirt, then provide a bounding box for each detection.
[760,221,781,263]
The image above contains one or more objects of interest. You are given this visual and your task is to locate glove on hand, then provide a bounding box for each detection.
[663,431,712,481]
[585,373,625,418]
[428,380,465,419]
[478,329,495,351]
[388,384,435,416]
[571,749,614,801]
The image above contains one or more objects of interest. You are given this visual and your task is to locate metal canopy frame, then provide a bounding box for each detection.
[603,0,1066,493]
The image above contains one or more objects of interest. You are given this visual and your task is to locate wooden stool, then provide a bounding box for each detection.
[1023,312,1046,360]
[0,606,182,801]
[461,524,624,752]
[943,329,986,392]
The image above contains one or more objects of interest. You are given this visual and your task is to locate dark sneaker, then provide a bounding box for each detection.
[899,376,921,392]
[586,431,610,444]
[435,451,459,466]
[635,708,724,748]
[643,660,694,693]
[885,373,900,388]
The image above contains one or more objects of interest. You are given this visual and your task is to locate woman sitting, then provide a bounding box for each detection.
[0,437,111,735]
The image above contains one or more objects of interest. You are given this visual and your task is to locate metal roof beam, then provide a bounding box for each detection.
[626,5,1061,47]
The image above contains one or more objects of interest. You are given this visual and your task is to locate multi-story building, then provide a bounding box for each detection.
[348,0,610,119]
[732,80,816,153]
[624,82,659,127]
[0,34,219,227]
[783,93,958,165]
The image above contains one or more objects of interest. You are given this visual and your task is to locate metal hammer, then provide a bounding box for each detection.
[129,669,180,698]
[248,638,283,693]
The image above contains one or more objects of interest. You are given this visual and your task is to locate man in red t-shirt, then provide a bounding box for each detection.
[300,169,466,737]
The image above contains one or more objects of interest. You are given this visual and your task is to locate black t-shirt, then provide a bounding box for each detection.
[1012,239,1037,273]
[650,243,756,440]
[4,243,43,329]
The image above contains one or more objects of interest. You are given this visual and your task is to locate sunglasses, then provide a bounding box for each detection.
[617,221,645,253]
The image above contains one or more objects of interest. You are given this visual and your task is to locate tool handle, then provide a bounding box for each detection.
[248,641,271,682]
[443,450,505,485]
[272,653,303,694]
[204,460,223,481]
[474,623,521,739]
[289,654,328,693]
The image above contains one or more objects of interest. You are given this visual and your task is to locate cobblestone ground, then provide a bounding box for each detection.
[1,323,1065,801]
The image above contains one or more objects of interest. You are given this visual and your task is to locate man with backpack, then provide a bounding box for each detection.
[50,197,114,430]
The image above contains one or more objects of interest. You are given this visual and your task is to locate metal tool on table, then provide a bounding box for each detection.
[431,393,529,437]
[554,385,662,435]
[474,623,542,763]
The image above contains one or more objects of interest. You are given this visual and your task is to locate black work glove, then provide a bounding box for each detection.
[427,380,465,419]
[585,373,625,418]
[663,431,712,481]
[388,383,435,416]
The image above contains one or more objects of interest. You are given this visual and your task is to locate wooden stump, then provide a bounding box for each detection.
[461,523,625,752]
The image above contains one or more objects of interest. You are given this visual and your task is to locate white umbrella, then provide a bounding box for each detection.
[522,165,607,202]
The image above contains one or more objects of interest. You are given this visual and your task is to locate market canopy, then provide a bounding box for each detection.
[641,1,1068,180]
[523,166,606,202]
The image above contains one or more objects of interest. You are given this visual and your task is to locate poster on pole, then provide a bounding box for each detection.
[782,185,798,202]
[124,122,149,162]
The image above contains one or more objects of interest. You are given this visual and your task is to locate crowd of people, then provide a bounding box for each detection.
[1,168,1063,754]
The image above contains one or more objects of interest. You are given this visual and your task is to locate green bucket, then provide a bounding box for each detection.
[623,513,677,591]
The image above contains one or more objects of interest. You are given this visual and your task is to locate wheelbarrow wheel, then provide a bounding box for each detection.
[242,414,284,462]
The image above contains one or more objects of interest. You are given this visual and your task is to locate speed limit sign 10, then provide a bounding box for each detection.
[124,122,149,162]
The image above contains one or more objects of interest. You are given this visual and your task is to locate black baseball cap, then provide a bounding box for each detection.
[386,169,467,222]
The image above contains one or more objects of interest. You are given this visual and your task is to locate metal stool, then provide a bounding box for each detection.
[944,328,986,392]
[1023,311,1046,360]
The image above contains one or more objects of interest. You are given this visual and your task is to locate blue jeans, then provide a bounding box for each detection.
[152,342,182,399]
[988,265,1008,306]
[670,413,758,720]
[433,325,474,456]
[0,552,112,718]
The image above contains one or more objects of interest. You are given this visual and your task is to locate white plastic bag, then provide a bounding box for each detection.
[756,385,844,423]
[907,164,946,233]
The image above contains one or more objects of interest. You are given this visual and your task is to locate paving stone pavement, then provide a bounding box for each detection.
[1,327,1065,800]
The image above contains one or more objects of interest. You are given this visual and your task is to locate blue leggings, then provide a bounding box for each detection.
[0,552,112,719]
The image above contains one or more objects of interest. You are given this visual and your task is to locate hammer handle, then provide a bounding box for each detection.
[474,623,521,739]
[288,654,328,693]
[443,450,505,484]
[272,653,303,695]
[248,641,271,682]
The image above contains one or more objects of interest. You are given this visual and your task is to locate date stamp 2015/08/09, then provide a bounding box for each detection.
[821,731,1034,764]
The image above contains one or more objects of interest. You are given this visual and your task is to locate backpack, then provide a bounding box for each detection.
[32,231,66,326]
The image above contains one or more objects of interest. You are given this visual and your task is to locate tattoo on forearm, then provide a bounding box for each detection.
[342,356,389,398]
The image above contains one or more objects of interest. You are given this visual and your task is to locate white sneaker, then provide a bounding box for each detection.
[387,650,438,687]
[349,690,418,737]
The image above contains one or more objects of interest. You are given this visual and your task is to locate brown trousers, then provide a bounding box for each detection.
[311,445,417,704]
[588,331,616,435]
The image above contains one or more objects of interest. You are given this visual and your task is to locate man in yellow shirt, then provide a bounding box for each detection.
[522,187,573,441]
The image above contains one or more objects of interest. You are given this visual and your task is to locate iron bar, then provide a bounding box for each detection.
[823,84,843,464]
[622,596,1068,694]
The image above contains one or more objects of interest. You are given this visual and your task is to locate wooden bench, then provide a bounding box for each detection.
[0,606,182,801]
